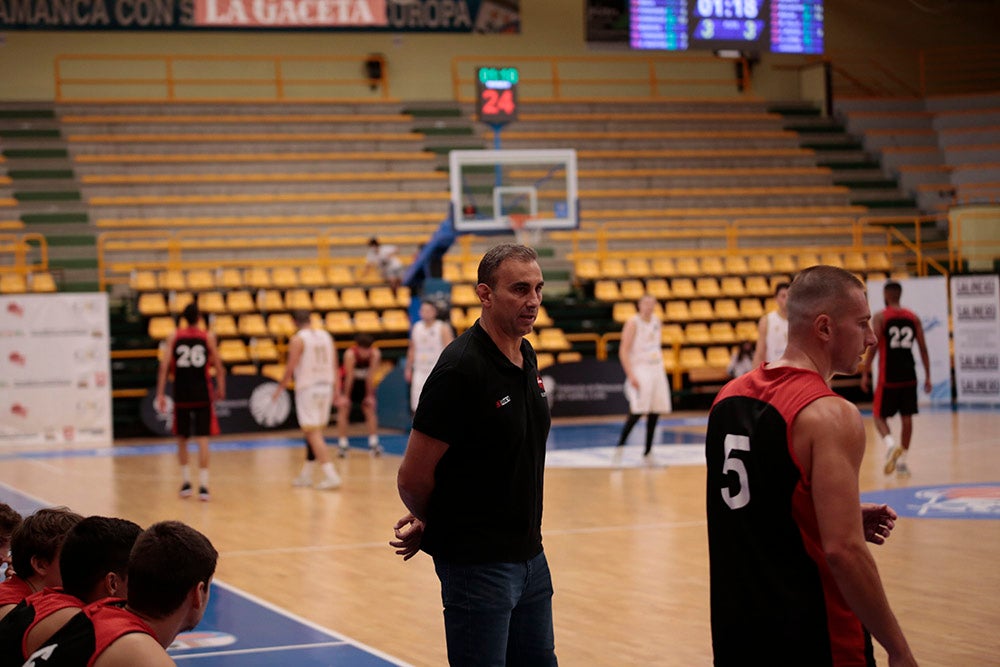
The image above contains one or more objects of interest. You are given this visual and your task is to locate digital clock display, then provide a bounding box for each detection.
[629,0,823,54]
[476,67,519,125]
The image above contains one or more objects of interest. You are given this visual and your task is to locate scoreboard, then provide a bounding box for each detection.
[630,0,823,54]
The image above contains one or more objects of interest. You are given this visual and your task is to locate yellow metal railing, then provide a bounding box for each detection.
[0,233,49,275]
[54,54,391,103]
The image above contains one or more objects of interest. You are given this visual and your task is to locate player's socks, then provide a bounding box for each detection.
[369,434,382,456]
[338,437,349,457]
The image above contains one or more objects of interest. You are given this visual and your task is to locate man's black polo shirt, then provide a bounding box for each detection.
[412,320,552,563]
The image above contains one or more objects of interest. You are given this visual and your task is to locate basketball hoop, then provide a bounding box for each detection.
[509,213,530,231]
[507,213,539,246]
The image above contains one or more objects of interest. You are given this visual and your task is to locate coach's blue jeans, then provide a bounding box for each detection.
[434,550,558,667]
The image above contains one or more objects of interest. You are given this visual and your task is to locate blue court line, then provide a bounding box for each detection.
[0,483,410,667]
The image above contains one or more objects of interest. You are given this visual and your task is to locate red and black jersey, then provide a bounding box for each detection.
[706,365,874,667]
[0,587,82,664]
[876,306,921,387]
[22,597,156,667]
[170,326,214,406]
[0,575,33,606]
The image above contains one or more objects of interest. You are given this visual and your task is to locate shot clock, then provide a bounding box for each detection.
[476,67,519,125]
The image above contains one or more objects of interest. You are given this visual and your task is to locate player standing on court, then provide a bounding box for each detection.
[405,301,454,413]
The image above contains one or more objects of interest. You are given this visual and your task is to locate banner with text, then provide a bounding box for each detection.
[951,274,1000,405]
[0,0,519,31]
[0,293,112,447]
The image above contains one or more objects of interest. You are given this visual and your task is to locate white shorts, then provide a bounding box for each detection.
[295,384,333,430]
[410,367,432,412]
[624,364,672,415]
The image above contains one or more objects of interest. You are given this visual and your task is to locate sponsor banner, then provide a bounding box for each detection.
[540,359,630,418]
[140,374,298,436]
[0,293,112,447]
[861,483,1000,520]
[951,274,1000,405]
[0,0,519,31]
[866,276,952,405]
[585,0,627,43]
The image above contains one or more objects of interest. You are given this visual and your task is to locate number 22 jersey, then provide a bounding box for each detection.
[705,365,875,667]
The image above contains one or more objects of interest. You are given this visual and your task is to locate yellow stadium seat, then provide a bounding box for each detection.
[299,265,327,289]
[217,339,250,364]
[575,258,600,281]
[675,257,700,276]
[267,313,296,338]
[382,309,411,333]
[797,252,820,270]
[130,270,157,292]
[679,347,707,370]
[245,267,272,290]
[600,258,626,279]
[256,289,285,312]
[369,286,397,309]
[443,261,462,283]
[739,298,764,320]
[353,310,383,333]
[395,286,411,308]
[866,271,887,282]
[534,306,554,328]
[594,280,621,302]
[612,301,637,323]
[538,328,571,352]
[465,307,482,327]
[327,265,354,287]
[710,322,737,344]
[169,292,194,315]
[340,287,369,310]
[772,255,796,274]
[820,252,843,269]
[689,299,715,320]
[770,275,791,292]
[744,276,770,297]
[523,330,539,349]
[450,307,467,332]
[696,277,721,298]
[843,252,867,273]
[225,290,255,315]
[665,300,691,322]
[645,278,671,300]
[261,364,287,382]
[662,347,678,372]
[461,261,479,283]
[285,289,313,311]
[706,346,732,368]
[211,314,238,338]
[217,267,244,290]
[671,278,696,299]
[186,269,215,291]
[747,255,773,275]
[720,276,745,297]
[625,257,650,278]
[451,283,479,307]
[229,364,258,376]
[725,256,750,275]
[312,288,340,311]
[159,270,186,292]
[536,352,555,370]
[557,351,582,364]
[714,299,740,320]
[197,291,226,314]
[868,251,892,272]
[736,320,759,341]
[325,311,354,336]
[147,316,175,340]
[685,323,711,345]
[29,272,56,293]
[661,323,684,344]
[238,313,268,338]
[701,256,725,276]
[271,266,298,290]
[249,337,280,363]
[651,256,676,277]
[620,279,645,301]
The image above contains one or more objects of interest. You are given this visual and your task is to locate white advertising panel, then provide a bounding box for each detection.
[951,274,1000,405]
[867,276,952,406]
[0,293,112,446]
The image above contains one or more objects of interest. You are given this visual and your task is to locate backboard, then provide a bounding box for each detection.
[449,149,579,234]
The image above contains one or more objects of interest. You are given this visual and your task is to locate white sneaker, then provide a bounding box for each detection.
[895,461,911,477]
[315,475,342,491]
[884,446,903,475]
[292,474,312,488]
[338,445,349,458]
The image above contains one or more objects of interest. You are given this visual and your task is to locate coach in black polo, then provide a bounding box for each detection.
[392,243,557,667]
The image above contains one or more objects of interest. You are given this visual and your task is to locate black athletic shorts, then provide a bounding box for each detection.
[173,405,218,437]
[876,384,918,419]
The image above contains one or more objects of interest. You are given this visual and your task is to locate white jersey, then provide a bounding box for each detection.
[411,319,447,373]
[293,328,335,389]
[624,314,671,414]
[764,310,789,363]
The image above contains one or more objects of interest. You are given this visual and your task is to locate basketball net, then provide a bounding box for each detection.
[508,213,540,246]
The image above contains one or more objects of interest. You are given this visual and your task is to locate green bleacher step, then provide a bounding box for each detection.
[14,191,82,202]
[49,257,99,270]
[46,234,96,247]
[61,280,102,292]
[425,145,487,155]
[2,148,69,159]
[404,107,463,118]
[22,212,89,224]
[0,129,60,139]
[8,169,75,179]
[0,109,56,119]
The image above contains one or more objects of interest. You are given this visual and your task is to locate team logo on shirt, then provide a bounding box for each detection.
[496,395,511,408]
[536,374,546,397]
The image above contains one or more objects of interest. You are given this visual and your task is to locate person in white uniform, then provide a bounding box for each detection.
[404,301,454,413]
[753,281,790,367]
[274,310,342,490]
[614,294,672,461]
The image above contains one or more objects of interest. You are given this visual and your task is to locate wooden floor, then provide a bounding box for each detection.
[1,409,999,666]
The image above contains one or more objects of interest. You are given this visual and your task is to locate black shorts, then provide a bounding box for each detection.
[173,405,219,437]
[875,384,918,419]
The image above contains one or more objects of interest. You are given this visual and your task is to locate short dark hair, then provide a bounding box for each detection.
[787,265,865,337]
[127,521,218,619]
[884,281,903,298]
[368,237,379,247]
[60,516,142,602]
[0,503,22,535]
[292,309,311,326]
[477,244,538,289]
[774,281,791,296]
[181,303,200,327]
[354,332,375,348]
[11,507,84,580]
